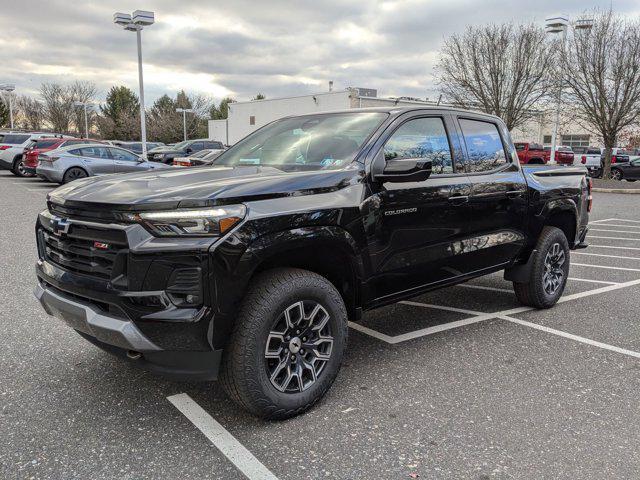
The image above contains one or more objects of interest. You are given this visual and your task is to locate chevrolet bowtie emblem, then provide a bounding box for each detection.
[51,216,71,236]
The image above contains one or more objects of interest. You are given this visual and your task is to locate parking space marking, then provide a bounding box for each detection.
[573,252,640,261]
[168,393,279,480]
[590,228,640,235]
[401,300,488,316]
[589,235,640,242]
[589,218,618,224]
[457,284,513,293]
[501,316,640,359]
[588,244,640,251]
[567,277,618,285]
[348,321,396,343]
[592,224,640,229]
[351,279,640,344]
[572,263,640,272]
[605,218,640,224]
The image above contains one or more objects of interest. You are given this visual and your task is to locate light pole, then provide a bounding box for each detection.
[176,108,194,141]
[545,15,593,163]
[113,10,155,159]
[73,101,91,138]
[0,84,16,129]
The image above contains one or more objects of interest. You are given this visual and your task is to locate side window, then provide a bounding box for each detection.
[191,142,205,152]
[68,148,83,156]
[205,141,223,149]
[80,147,110,159]
[109,148,138,161]
[383,117,454,175]
[459,119,508,173]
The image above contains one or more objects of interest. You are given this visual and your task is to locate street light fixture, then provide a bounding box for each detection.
[0,83,16,129]
[545,14,592,163]
[73,101,92,139]
[176,108,194,141]
[113,10,155,159]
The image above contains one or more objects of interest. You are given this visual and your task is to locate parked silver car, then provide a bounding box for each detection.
[36,144,170,184]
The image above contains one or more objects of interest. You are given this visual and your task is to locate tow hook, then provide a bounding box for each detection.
[127,350,142,360]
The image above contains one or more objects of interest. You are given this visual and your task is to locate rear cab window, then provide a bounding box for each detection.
[458,118,508,173]
[35,139,61,149]
[1,134,31,145]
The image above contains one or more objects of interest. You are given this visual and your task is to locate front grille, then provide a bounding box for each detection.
[48,202,119,223]
[40,225,127,280]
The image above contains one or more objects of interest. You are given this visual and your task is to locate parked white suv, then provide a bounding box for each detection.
[0,133,70,176]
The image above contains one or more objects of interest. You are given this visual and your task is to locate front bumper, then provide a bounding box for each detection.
[34,282,222,380]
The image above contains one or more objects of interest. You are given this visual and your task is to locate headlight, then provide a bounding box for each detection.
[122,205,246,237]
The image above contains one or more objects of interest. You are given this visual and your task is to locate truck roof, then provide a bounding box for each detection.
[279,106,503,121]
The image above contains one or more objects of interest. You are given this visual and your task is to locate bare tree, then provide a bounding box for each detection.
[562,11,640,178]
[40,83,74,133]
[437,23,556,130]
[16,95,44,130]
[69,81,97,136]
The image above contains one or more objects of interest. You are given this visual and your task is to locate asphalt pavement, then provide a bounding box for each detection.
[1,173,639,480]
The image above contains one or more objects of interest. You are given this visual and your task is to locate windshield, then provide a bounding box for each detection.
[173,141,191,150]
[213,112,387,171]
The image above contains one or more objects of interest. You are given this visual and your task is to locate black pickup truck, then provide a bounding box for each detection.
[34,108,591,419]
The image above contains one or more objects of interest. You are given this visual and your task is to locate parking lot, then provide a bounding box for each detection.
[2,171,640,479]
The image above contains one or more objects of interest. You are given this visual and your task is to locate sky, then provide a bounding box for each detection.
[1,0,639,106]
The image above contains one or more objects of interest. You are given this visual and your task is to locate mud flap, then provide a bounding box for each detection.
[503,249,538,283]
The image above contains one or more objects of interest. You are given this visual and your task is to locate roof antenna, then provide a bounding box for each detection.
[329,80,333,92]
[437,94,442,106]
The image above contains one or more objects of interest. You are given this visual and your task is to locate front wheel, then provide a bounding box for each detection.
[513,226,570,309]
[611,169,623,181]
[219,268,348,419]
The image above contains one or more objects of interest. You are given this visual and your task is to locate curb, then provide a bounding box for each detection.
[592,188,640,194]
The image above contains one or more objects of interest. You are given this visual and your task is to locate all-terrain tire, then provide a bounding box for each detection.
[219,268,348,419]
[513,226,570,309]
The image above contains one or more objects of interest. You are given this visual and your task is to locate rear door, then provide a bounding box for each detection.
[452,115,528,271]
[78,146,115,175]
[366,112,474,302]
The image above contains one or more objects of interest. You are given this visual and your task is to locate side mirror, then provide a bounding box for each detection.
[373,150,433,183]
[185,148,193,154]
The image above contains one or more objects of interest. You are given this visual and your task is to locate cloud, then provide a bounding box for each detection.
[2,0,640,105]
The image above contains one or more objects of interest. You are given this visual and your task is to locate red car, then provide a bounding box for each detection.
[514,142,550,164]
[546,145,575,165]
[22,138,101,176]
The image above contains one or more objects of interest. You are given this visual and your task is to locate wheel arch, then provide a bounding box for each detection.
[63,165,89,182]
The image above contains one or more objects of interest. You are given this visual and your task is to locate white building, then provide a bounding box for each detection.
[209,88,596,149]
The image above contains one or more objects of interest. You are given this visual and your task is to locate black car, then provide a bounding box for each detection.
[115,141,165,155]
[147,139,225,164]
[611,157,640,181]
[34,108,591,419]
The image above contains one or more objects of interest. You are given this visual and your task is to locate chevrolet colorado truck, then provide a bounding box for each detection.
[34,108,591,419]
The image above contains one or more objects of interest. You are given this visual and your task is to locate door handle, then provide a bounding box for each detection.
[506,190,522,197]
[448,195,469,205]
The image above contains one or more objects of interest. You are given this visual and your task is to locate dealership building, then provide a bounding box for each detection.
[209,87,595,148]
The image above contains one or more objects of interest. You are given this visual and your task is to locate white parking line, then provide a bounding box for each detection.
[573,252,640,261]
[591,224,640,229]
[351,278,640,344]
[589,218,619,224]
[604,218,640,224]
[588,244,640,251]
[572,263,640,272]
[567,277,618,285]
[590,228,640,235]
[501,316,640,359]
[401,300,486,316]
[168,393,279,480]
[457,284,513,293]
[589,235,640,242]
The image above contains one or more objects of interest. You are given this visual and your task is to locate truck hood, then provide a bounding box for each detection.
[48,165,361,210]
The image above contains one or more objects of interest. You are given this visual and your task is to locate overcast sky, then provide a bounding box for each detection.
[2,0,639,106]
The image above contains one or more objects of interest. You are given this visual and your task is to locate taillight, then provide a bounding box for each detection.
[581,155,587,164]
[0,146,10,150]
[612,155,617,164]
[587,177,593,212]
[173,159,190,167]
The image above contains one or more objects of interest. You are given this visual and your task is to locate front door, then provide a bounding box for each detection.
[79,146,115,175]
[110,147,145,173]
[365,114,473,303]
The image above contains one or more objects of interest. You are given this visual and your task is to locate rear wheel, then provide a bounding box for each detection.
[63,167,88,184]
[513,226,569,309]
[220,268,348,419]
[12,156,32,177]
[611,169,623,180]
